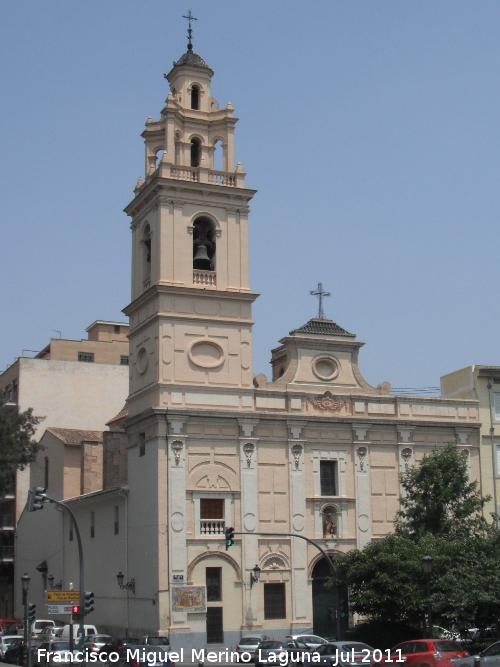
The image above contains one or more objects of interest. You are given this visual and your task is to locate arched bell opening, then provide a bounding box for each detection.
[191,138,201,168]
[141,223,152,288]
[191,84,200,110]
[193,217,216,271]
[213,139,223,172]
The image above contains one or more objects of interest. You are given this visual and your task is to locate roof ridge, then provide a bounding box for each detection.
[289,318,355,338]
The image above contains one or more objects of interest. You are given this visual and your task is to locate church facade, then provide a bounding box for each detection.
[16,41,480,648]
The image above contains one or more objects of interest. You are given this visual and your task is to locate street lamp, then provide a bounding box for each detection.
[48,575,62,590]
[117,572,135,594]
[21,573,30,665]
[250,565,261,588]
[421,555,433,638]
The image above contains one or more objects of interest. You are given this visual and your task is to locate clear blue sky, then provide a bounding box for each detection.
[1,1,499,390]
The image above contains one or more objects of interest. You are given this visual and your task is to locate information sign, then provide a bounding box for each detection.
[46,591,79,602]
[47,605,75,615]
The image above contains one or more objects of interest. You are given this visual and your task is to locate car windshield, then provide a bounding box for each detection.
[260,642,283,649]
[52,643,73,651]
[241,638,263,645]
[434,642,463,653]
[35,622,54,630]
[316,645,339,656]
[4,638,19,646]
[342,644,374,652]
[146,638,170,646]
[482,643,500,657]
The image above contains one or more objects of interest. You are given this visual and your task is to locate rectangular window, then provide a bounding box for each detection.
[200,498,224,519]
[69,525,73,542]
[44,457,49,490]
[114,325,120,334]
[206,567,222,601]
[494,393,500,420]
[114,506,119,535]
[139,433,145,457]
[320,461,337,496]
[264,583,286,619]
[90,511,95,538]
[120,355,129,366]
[78,351,94,363]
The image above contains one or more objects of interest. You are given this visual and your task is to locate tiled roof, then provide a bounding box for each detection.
[289,318,355,338]
[106,404,128,426]
[173,49,212,70]
[46,428,103,444]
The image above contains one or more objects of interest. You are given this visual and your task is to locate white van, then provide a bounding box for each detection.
[32,620,55,636]
[60,624,97,639]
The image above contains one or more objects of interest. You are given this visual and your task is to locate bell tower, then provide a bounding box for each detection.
[123,36,257,418]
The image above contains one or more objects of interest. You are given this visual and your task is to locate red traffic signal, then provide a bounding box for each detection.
[72,605,80,614]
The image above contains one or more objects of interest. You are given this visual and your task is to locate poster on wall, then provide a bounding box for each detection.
[171,586,206,612]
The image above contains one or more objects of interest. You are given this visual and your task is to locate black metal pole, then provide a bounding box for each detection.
[44,496,85,647]
[22,588,28,667]
[426,575,432,639]
[233,530,342,639]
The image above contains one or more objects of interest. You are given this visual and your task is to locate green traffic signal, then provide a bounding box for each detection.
[225,526,235,550]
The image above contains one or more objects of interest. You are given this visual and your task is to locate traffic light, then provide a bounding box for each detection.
[225,526,234,550]
[84,591,94,616]
[27,486,46,512]
[340,599,348,618]
[28,603,36,624]
[72,605,80,621]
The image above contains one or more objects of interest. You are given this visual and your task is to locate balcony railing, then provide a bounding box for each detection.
[208,170,236,187]
[170,166,199,182]
[0,546,14,561]
[0,515,14,530]
[200,520,225,535]
[193,270,216,287]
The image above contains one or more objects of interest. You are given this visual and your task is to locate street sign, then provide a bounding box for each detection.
[47,605,75,615]
[46,591,79,602]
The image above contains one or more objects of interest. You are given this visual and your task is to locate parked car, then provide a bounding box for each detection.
[83,634,112,654]
[60,624,97,640]
[314,642,377,666]
[235,635,272,658]
[287,635,329,650]
[99,638,140,662]
[381,640,469,667]
[451,641,500,667]
[254,639,312,666]
[38,627,60,642]
[32,621,55,637]
[137,637,170,647]
[0,635,22,661]
[35,640,81,666]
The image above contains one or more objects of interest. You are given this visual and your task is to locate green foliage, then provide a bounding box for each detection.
[396,443,490,538]
[331,444,500,633]
[0,404,44,496]
[344,620,421,650]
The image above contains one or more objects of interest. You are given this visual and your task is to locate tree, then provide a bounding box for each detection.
[0,404,44,496]
[396,442,490,538]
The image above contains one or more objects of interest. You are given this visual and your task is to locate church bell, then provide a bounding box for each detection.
[193,244,212,270]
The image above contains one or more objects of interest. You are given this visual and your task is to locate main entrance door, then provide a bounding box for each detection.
[312,558,336,638]
[206,607,223,643]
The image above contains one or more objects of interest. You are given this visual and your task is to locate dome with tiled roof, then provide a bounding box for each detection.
[173,47,213,72]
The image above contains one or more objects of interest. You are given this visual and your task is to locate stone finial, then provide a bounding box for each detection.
[253,373,268,388]
[236,161,245,173]
[146,115,153,125]
[377,381,392,395]
[134,177,144,193]
[226,101,234,111]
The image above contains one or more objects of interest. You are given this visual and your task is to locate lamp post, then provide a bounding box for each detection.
[421,555,433,638]
[249,565,261,588]
[21,573,30,667]
[117,572,135,594]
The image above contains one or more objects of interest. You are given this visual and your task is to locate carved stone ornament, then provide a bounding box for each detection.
[291,444,302,469]
[401,447,412,470]
[171,440,183,464]
[243,443,254,467]
[306,391,347,413]
[356,446,367,471]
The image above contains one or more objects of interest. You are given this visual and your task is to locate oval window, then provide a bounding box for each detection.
[188,341,224,369]
[312,355,339,381]
[137,347,148,374]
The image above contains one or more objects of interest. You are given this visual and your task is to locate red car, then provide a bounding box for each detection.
[381,640,468,667]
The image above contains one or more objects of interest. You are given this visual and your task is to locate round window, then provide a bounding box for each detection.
[312,355,339,381]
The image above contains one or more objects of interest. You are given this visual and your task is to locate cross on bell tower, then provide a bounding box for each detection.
[310,282,331,320]
[182,10,197,50]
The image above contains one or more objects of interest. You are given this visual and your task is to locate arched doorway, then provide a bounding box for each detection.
[311,558,348,639]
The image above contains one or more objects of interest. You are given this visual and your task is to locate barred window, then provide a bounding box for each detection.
[320,461,337,496]
[78,352,94,363]
[120,355,129,366]
[264,583,286,619]
[206,567,222,601]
